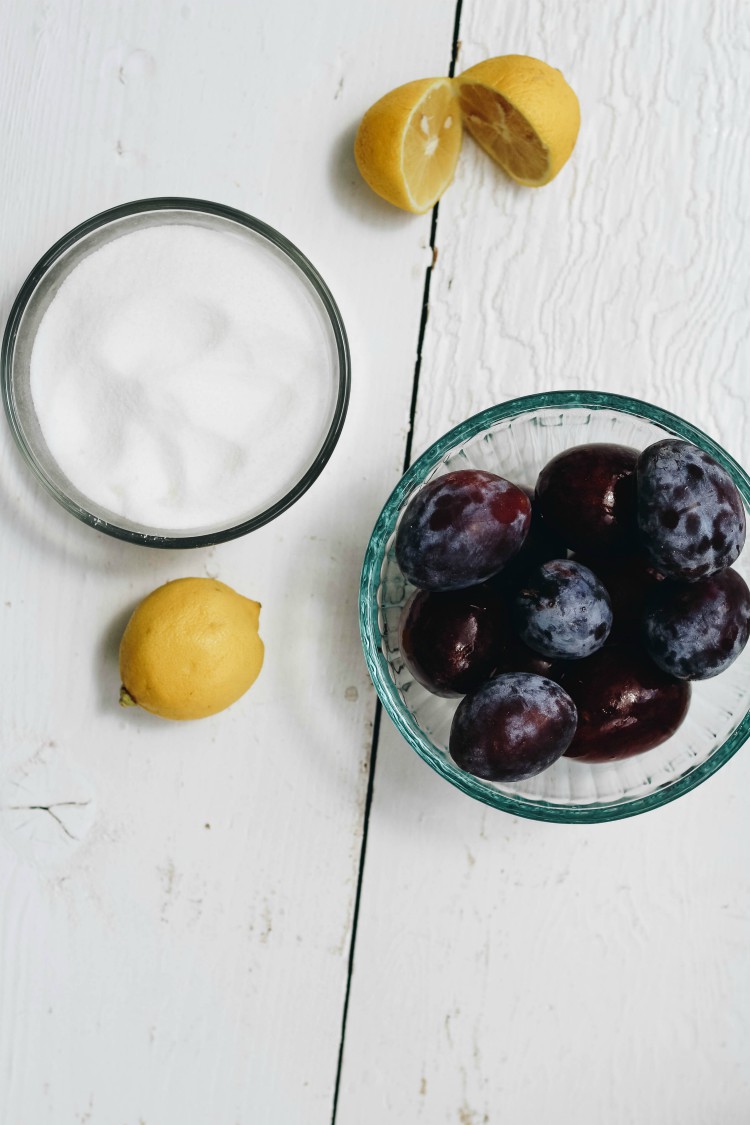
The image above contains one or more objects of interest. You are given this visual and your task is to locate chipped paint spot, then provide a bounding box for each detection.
[0,746,96,863]
[259,899,273,943]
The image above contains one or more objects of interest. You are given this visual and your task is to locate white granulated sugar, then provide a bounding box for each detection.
[30,222,336,530]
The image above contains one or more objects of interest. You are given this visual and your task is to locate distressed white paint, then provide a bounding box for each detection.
[337,2,750,1123]
[4,0,750,1122]
[0,1,457,1122]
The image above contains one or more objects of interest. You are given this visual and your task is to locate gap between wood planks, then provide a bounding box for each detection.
[329,2,464,1120]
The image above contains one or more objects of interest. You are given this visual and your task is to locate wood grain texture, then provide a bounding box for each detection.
[0,1,457,1122]
[337,2,750,1123]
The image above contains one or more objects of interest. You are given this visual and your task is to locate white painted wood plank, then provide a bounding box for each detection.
[411,0,750,463]
[0,1,457,1122]
[338,2,750,1122]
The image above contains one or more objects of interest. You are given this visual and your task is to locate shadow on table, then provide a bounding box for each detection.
[94,597,142,715]
[327,119,417,230]
[0,437,198,583]
[268,472,389,801]
[368,713,568,850]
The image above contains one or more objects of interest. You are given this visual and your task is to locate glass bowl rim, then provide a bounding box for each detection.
[1,195,351,549]
[359,389,750,823]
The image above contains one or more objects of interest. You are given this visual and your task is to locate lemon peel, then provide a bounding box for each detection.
[118,577,264,721]
[457,55,580,187]
[354,77,462,213]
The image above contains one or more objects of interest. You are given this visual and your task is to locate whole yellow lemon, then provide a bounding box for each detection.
[119,577,264,720]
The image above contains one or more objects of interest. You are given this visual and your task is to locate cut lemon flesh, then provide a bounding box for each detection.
[458,83,549,183]
[355,77,462,213]
[457,55,580,187]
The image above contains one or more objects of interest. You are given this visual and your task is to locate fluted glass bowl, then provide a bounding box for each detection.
[360,391,750,822]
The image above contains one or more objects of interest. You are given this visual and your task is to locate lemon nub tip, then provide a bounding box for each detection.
[119,685,138,708]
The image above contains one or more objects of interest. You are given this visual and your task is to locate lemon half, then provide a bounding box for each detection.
[119,577,264,721]
[457,55,580,187]
[354,77,462,213]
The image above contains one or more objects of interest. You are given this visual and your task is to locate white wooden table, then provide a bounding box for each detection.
[1,1,749,1122]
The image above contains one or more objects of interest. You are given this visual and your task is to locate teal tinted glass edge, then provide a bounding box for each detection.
[359,390,750,824]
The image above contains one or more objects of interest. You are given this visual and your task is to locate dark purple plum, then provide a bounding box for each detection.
[643,568,750,680]
[535,443,639,556]
[492,631,556,678]
[637,439,746,580]
[489,486,569,591]
[394,470,531,590]
[512,559,613,660]
[398,586,507,697]
[558,646,691,762]
[449,673,577,782]
[572,552,665,642]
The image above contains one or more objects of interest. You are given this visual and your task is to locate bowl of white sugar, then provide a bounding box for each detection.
[1,197,350,546]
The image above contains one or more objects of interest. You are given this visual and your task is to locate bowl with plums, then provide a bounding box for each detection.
[359,390,750,822]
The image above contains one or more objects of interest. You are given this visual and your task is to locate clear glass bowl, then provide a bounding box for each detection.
[1,197,350,548]
[360,391,750,823]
